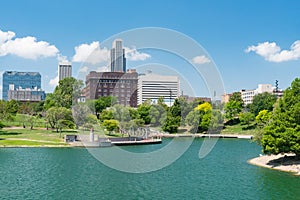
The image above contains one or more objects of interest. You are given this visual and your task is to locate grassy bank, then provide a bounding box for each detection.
[0,128,73,147]
[221,124,255,135]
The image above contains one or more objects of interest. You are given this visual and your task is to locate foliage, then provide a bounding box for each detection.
[185,102,222,133]
[0,121,4,129]
[99,109,114,122]
[229,92,244,107]
[0,100,16,121]
[250,92,276,116]
[94,96,117,116]
[46,107,74,132]
[261,78,300,155]
[149,104,167,126]
[57,119,75,137]
[7,100,19,115]
[194,102,212,112]
[44,93,56,110]
[52,77,84,108]
[162,114,180,133]
[102,119,119,132]
[137,101,151,124]
[224,100,243,121]
[255,110,271,127]
[72,103,93,128]
[239,112,255,128]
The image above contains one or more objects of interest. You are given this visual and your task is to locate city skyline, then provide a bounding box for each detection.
[0,1,300,98]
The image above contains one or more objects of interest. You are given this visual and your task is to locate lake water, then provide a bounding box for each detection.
[0,138,299,200]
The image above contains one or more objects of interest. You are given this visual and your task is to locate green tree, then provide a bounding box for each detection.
[99,109,114,122]
[103,119,119,132]
[72,103,93,128]
[149,104,167,126]
[239,112,255,128]
[0,101,12,121]
[53,77,84,108]
[46,107,74,132]
[162,114,180,133]
[57,119,75,137]
[261,78,300,155]
[224,100,243,122]
[230,92,244,107]
[250,92,276,116]
[0,121,4,129]
[255,110,272,127]
[7,100,19,115]
[137,101,151,124]
[186,102,223,133]
[44,93,56,110]
[94,96,117,117]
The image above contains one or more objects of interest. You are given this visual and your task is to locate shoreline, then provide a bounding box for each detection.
[248,153,300,176]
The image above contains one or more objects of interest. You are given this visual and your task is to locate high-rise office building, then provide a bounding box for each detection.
[85,69,138,107]
[2,71,45,101]
[58,61,72,81]
[110,39,126,72]
[137,71,180,106]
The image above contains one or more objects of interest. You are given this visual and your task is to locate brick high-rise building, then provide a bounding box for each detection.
[85,69,138,107]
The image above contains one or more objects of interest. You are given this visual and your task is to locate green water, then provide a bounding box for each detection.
[0,139,299,200]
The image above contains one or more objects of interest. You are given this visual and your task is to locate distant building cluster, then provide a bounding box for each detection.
[83,39,181,107]
[2,38,282,107]
[222,83,284,105]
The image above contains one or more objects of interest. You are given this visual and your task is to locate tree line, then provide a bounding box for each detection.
[1,76,300,156]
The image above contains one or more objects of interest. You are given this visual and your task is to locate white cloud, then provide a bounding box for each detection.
[97,66,110,72]
[0,29,15,44]
[245,40,300,62]
[124,47,151,61]
[0,29,59,59]
[72,41,109,64]
[57,54,69,63]
[49,75,59,87]
[79,66,89,73]
[192,55,211,64]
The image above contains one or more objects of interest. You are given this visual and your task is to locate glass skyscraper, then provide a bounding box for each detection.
[2,71,44,101]
[110,39,126,72]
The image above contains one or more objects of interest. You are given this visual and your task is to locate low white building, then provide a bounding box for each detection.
[138,71,180,106]
[241,84,274,105]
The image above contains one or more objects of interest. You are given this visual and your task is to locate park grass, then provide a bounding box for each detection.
[0,139,68,146]
[0,128,77,146]
[3,114,47,128]
[221,123,255,135]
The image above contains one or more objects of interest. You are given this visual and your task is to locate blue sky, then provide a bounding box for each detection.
[1,0,300,98]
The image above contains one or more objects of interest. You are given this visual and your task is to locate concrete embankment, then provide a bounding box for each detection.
[151,133,253,139]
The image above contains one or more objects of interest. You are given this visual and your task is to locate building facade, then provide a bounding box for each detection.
[137,72,180,106]
[8,87,45,102]
[241,84,274,105]
[58,61,72,81]
[85,69,138,107]
[110,39,126,72]
[221,93,232,104]
[2,71,43,101]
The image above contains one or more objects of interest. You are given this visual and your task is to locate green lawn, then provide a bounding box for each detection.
[0,139,68,146]
[221,123,255,135]
[0,128,76,146]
